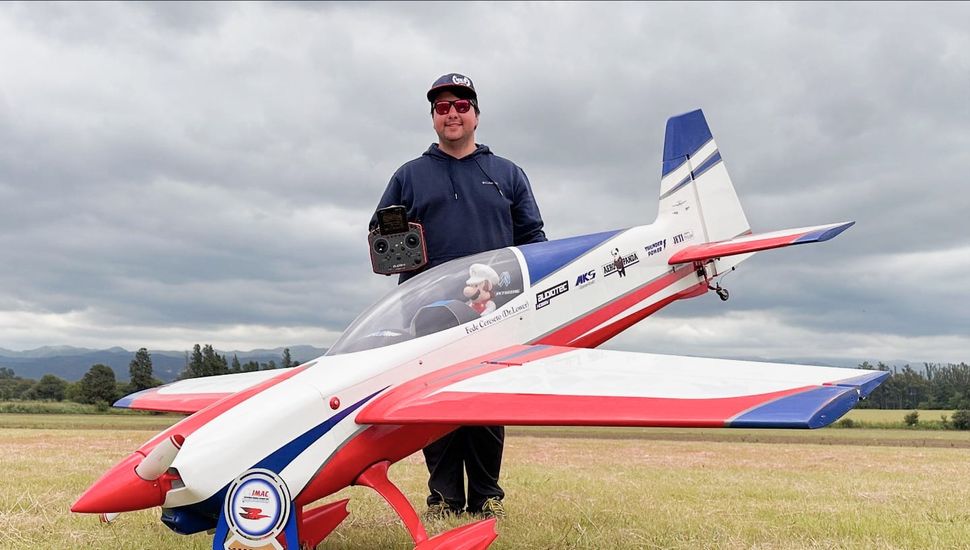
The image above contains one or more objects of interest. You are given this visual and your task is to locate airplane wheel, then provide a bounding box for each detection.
[717,288,729,301]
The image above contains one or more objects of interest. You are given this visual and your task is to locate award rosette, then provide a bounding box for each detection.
[222,469,292,550]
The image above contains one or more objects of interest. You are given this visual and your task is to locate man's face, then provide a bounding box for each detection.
[431,91,478,144]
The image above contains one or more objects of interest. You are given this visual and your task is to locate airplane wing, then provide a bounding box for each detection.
[114,365,312,414]
[356,345,887,429]
[668,221,854,265]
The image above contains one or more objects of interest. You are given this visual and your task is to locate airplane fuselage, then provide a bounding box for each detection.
[149,218,715,530]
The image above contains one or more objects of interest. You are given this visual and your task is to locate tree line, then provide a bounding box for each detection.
[856,361,970,410]
[4,355,969,416]
[0,345,299,406]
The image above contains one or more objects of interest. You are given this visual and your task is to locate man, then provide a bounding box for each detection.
[370,73,546,519]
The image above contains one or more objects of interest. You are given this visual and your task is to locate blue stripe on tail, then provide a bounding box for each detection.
[662,109,713,177]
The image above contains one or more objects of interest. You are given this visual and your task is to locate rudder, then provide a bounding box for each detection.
[657,110,750,245]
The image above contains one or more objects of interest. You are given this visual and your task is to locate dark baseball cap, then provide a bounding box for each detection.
[427,73,477,103]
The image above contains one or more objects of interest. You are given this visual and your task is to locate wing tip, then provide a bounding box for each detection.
[793,221,855,244]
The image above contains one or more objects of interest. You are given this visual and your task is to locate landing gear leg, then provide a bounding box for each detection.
[354,461,497,550]
[297,499,350,549]
[709,283,730,301]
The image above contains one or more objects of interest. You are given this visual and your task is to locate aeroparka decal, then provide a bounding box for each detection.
[603,248,639,278]
[464,301,530,335]
[535,281,569,310]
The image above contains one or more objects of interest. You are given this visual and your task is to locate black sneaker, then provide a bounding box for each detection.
[479,497,505,519]
[424,502,460,521]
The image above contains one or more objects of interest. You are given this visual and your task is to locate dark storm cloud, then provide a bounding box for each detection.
[0,2,966,362]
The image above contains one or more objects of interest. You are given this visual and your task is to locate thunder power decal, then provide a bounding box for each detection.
[535,281,569,310]
[645,239,666,257]
[603,248,639,278]
[223,469,292,550]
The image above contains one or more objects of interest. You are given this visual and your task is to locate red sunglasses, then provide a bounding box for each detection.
[433,99,475,116]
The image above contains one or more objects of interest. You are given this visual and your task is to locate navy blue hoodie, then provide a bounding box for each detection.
[372,143,546,282]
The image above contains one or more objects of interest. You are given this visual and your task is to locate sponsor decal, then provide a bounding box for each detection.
[645,239,666,257]
[494,271,520,298]
[602,248,639,278]
[575,269,596,289]
[464,301,530,334]
[671,199,691,215]
[452,74,471,86]
[223,469,291,550]
[535,280,569,310]
[672,230,694,245]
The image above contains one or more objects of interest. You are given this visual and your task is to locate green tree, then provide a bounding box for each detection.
[29,374,68,401]
[952,410,970,430]
[282,348,293,369]
[903,410,919,427]
[202,345,229,376]
[0,367,15,379]
[64,381,82,402]
[78,364,118,405]
[0,376,34,400]
[128,348,157,392]
[242,360,260,373]
[187,344,205,378]
[231,354,242,373]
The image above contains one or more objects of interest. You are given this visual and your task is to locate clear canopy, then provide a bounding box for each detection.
[327,248,525,355]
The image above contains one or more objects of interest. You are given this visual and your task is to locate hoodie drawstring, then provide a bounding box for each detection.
[447,159,458,200]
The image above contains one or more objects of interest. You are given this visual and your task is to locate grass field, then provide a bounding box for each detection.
[2,414,969,549]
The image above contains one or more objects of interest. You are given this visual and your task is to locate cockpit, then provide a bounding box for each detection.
[326,248,525,355]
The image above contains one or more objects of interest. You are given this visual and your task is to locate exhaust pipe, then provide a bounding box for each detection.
[135,434,185,481]
[99,512,120,524]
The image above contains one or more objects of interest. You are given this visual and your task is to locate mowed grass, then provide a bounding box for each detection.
[2,415,969,549]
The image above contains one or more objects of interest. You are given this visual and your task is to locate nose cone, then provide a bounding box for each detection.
[72,453,168,513]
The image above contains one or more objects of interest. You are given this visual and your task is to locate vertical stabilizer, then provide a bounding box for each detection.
[658,110,750,245]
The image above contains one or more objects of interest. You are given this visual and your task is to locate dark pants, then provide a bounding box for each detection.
[423,425,505,513]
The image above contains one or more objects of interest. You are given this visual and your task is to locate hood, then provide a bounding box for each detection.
[423,143,492,161]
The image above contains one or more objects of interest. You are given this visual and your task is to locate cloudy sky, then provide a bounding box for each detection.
[1,2,967,365]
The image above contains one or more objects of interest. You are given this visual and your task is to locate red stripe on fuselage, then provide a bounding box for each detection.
[295,423,457,506]
[534,265,699,347]
[137,365,310,453]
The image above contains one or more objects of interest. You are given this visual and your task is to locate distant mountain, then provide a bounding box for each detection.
[0,345,329,383]
[0,345,98,359]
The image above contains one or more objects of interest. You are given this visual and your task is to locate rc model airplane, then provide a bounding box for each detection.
[73,110,888,550]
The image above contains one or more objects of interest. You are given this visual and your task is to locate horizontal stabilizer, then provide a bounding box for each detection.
[357,345,888,429]
[114,366,312,414]
[668,221,854,265]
